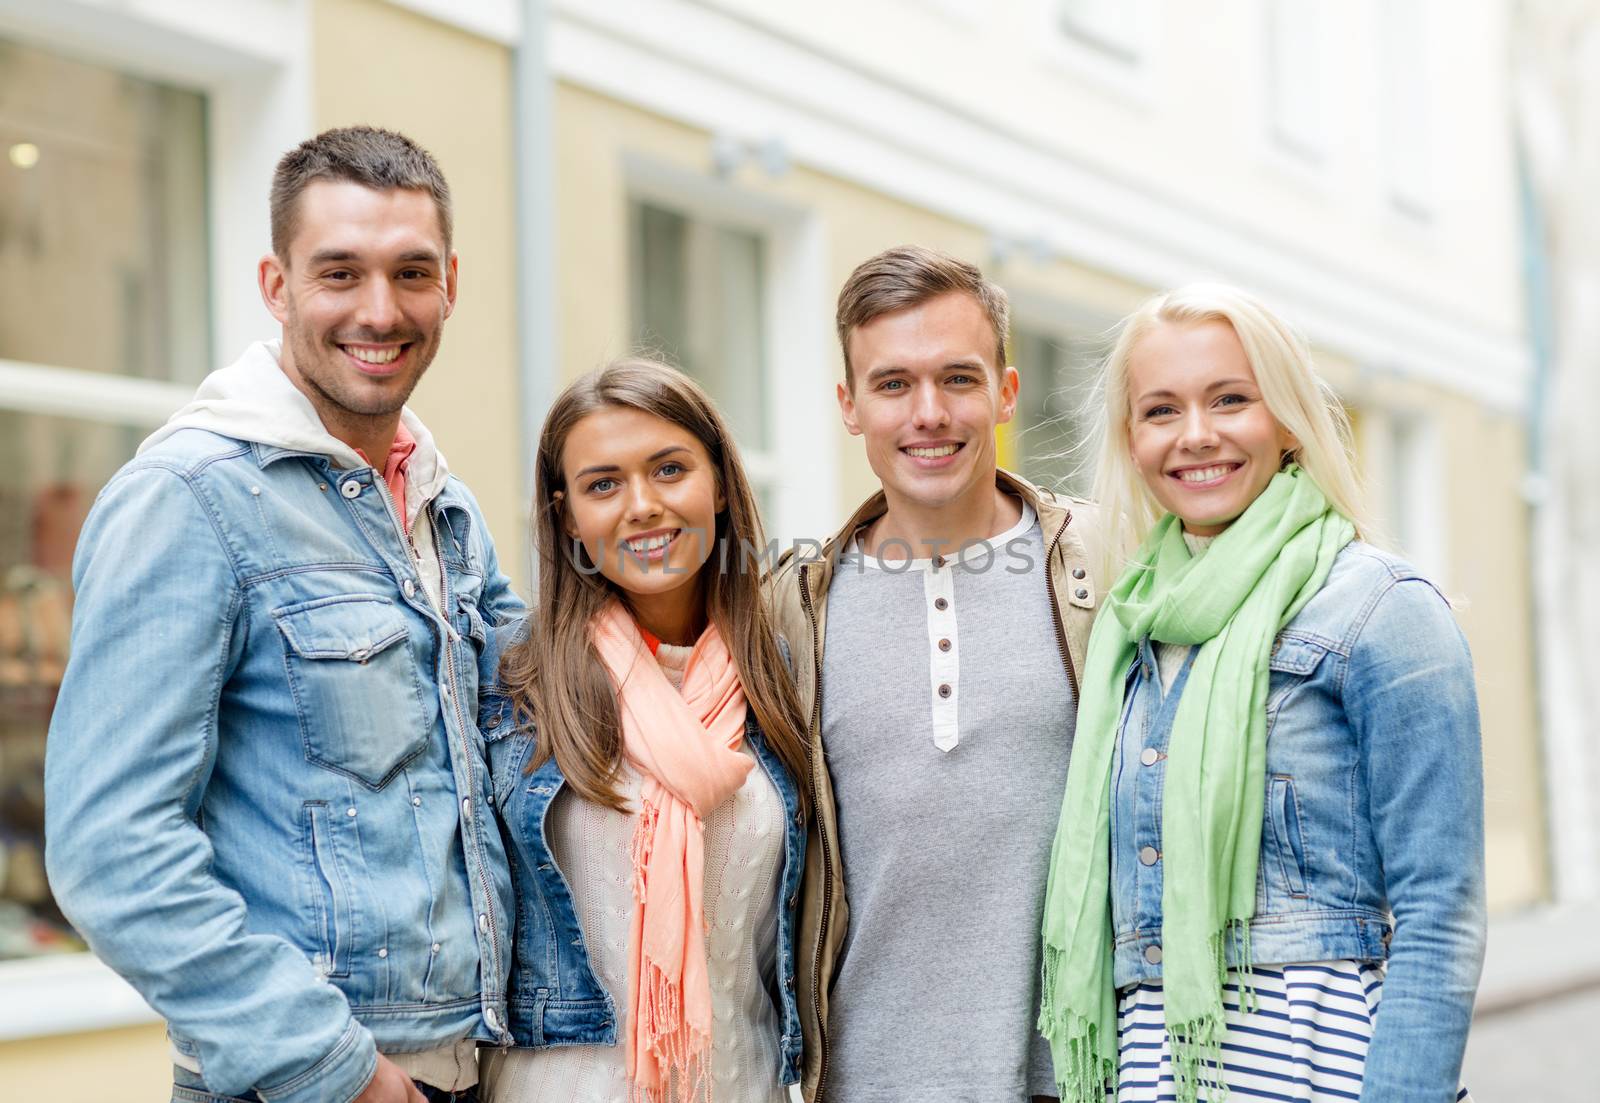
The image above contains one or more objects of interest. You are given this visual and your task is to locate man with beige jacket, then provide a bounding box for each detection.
[767,246,1108,1102]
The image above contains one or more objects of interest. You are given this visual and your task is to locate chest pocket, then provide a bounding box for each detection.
[1265,632,1330,718]
[275,594,433,789]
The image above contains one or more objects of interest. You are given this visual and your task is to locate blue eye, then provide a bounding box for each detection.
[1216,393,1248,407]
[587,478,617,494]
[657,462,684,478]
[1144,404,1176,419]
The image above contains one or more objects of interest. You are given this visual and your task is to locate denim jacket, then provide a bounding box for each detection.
[45,397,521,1103]
[478,667,807,1087]
[1110,542,1485,1100]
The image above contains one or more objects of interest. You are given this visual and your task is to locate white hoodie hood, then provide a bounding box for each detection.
[140,339,450,530]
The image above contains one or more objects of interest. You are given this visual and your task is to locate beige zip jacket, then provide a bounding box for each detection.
[764,469,1111,1102]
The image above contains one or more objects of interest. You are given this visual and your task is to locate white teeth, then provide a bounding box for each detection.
[345,345,402,364]
[626,531,677,553]
[905,444,959,458]
[1177,464,1237,483]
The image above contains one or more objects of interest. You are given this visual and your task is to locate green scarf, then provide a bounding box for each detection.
[1038,467,1354,1103]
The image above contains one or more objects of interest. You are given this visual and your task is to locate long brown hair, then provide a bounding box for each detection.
[499,356,810,812]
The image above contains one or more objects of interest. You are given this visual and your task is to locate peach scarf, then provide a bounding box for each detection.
[592,601,752,1102]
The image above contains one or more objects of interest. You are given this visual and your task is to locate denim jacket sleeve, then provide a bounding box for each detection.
[44,466,378,1103]
[1345,577,1486,1102]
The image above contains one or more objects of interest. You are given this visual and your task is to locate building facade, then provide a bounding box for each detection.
[0,0,1564,1095]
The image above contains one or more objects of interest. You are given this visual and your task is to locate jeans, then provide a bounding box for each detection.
[172,1066,479,1103]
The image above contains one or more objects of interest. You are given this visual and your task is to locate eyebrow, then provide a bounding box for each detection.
[306,248,442,266]
[572,445,690,479]
[1135,377,1257,403]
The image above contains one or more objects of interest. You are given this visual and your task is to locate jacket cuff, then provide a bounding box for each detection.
[256,1019,377,1103]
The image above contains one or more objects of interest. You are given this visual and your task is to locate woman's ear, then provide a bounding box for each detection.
[553,489,578,540]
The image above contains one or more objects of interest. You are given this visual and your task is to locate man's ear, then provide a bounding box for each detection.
[258,254,290,324]
[443,250,459,318]
[996,364,1020,426]
[837,381,863,437]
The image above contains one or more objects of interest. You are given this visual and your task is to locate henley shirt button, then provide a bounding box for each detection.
[1145,943,1163,965]
[937,683,952,699]
[935,555,948,568]
[933,597,948,611]
[1140,747,1161,767]
[938,638,952,652]
[340,480,362,499]
[1072,567,1087,580]
[1139,845,1160,866]
[402,579,416,598]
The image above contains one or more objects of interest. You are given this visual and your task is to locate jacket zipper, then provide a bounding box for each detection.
[798,563,833,1100]
[375,478,506,1031]
[1043,510,1080,697]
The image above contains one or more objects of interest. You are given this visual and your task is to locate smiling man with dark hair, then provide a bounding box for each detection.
[769,245,1111,1102]
[46,127,520,1103]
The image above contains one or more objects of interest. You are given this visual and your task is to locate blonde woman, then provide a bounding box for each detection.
[1039,285,1481,1102]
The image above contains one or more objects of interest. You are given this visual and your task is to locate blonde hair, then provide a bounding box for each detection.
[1089,283,1373,580]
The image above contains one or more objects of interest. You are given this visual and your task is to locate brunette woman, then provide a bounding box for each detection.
[480,358,807,1103]
[1039,286,1481,1102]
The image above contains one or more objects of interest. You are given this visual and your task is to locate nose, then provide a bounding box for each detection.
[622,476,663,525]
[910,381,951,431]
[1176,406,1219,453]
[352,278,404,334]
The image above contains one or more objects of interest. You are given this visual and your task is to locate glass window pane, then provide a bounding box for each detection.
[0,37,211,383]
[1012,327,1099,498]
[628,200,769,453]
[1,411,141,960]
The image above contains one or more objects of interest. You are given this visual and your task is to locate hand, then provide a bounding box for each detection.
[352,1054,427,1103]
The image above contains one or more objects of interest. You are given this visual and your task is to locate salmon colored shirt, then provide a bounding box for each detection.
[355,421,417,534]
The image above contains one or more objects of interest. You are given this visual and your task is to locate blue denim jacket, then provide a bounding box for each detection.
[45,428,521,1103]
[478,668,806,1087]
[1110,542,1485,1100]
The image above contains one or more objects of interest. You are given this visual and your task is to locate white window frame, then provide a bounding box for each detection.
[1378,0,1434,224]
[0,0,310,1038]
[1261,0,1328,169]
[622,154,836,548]
[1037,0,1159,106]
[1358,404,1450,588]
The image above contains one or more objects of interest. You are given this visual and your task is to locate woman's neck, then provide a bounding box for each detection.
[622,578,707,647]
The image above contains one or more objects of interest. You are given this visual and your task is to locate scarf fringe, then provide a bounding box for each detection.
[1038,946,1117,1103]
[630,957,712,1103]
[1166,921,1257,1103]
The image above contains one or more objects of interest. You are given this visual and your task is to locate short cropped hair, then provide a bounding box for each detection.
[269,126,452,259]
[835,245,1010,387]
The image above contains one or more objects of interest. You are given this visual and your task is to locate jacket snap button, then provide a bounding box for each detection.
[787,894,798,910]
[1140,747,1161,767]
[1075,587,1089,600]
[403,579,416,598]
[1072,567,1086,580]
[487,714,501,729]
[1139,845,1160,866]
[340,480,362,499]
[1144,943,1163,965]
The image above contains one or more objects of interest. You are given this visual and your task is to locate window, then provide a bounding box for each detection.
[1379,0,1432,220]
[0,38,209,965]
[1359,407,1448,585]
[1056,0,1143,64]
[628,198,775,515]
[1264,0,1325,163]
[1010,325,1101,497]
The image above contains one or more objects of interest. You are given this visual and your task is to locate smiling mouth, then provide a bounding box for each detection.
[622,529,680,561]
[338,342,411,370]
[1169,462,1242,486]
[902,442,963,460]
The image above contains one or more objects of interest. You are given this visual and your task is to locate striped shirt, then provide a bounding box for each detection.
[1115,960,1473,1102]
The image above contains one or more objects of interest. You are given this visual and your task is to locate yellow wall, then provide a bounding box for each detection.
[312,0,524,577]
[0,1022,169,1100]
